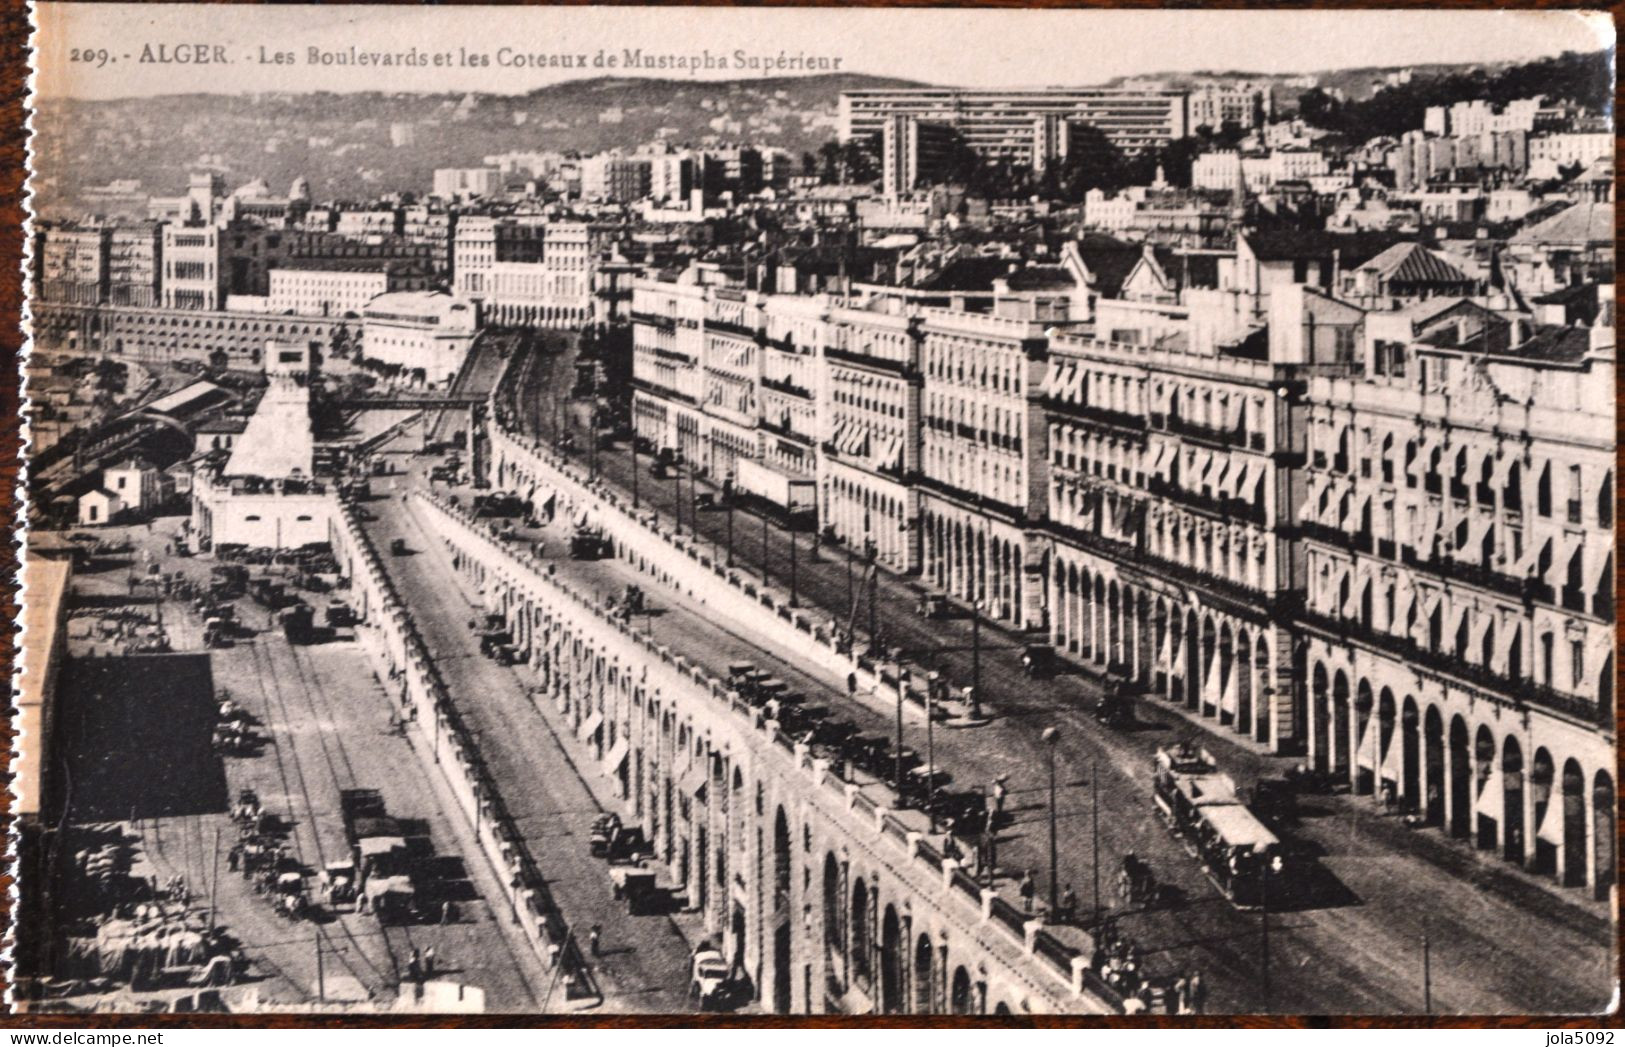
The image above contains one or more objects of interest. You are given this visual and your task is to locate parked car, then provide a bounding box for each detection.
[689,944,733,1011]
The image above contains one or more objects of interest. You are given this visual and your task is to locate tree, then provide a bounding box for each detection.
[1297,88,1341,128]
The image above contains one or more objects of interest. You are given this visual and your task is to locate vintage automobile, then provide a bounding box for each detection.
[1020,644,1056,679]
[1095,682,1135,729]
[689,944,733,1011]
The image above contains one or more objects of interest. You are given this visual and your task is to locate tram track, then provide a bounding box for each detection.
[239,633,388,997]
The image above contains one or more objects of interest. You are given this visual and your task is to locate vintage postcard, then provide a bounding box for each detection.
[14,3,1617,1018]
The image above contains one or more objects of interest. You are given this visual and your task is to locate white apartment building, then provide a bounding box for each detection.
[162,225,222,310]
[917,309,1049,628]
[1298,295,1615,899]
[361,290,479,383]
[268,265,392,318]
[433,167,502,201]
[1527,132,1614,180]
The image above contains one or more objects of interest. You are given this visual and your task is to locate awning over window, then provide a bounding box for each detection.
[577,710,604,743]
[603,738,630,774]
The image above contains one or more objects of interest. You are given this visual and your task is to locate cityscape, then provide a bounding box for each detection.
[16,9,1616,1018]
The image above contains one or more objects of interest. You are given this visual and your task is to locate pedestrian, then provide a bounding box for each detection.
[588,923,602,958]
[1189,970,1206,1014]
[424,946,436,977]
[992,777,1008,817]
[846,672,857,697]
[227,845,240,873]
[1172,974,1189,1015]
[1059,884,1077,925]
[407,949,422,985]
[441,899,455,925]
[1018,869,1035,912]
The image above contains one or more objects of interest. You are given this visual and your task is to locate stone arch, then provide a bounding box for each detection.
[1311,662,1331,772]
[1562,759,1588,886]
[879,904,903,1014]
[1376,687,1397,798]
[1524,747,1556,875]
[912,933,934,1014]
[1199,616,1217,716]
[950,965,973,1015]
[1471,723,1497,848]
[771,807,793,1013]
[1331,670,1351,778]
[1502,736,1526,864]
[1400,696,1420,813]
[823,853,844,992]
[1592,771,1615,901]
[851,877,873,992]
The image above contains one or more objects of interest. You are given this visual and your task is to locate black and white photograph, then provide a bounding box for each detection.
[13,3,1618,1019]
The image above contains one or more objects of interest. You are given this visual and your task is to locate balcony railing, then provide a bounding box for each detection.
[630,311,675,332]
[1145,477,1267,526]
[761,375,813,400]
[1401,547,1553,605]
[1045,396,1147,434]
[825,345,915,378]
[1157,412,1262,451]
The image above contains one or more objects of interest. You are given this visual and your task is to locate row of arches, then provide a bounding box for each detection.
[1307,659,1616,899]
[921,507,1027,627]
[434,497,1055,1016]
[1051,554,1280,745]
[825,469,912,573]
[486,301,590,329]
[820,853,1014,1015]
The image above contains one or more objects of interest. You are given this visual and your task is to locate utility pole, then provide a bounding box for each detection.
[1091,758,1101,927]
[208,825,221,934]
[672,463,682,537]
[631,438,640,510]
[1422,920,1432,1014]
[866,539,878,654]
[789,517,799,608]
[971,600,983,707]
[845,541,854,623]
[762,510,772,587]
[925,675,937,832]
[894,670,907,802]
[316,927,325,1002]
[722,477,735,567]
[1261,868,1272,1013]
[1043,728,1060,914]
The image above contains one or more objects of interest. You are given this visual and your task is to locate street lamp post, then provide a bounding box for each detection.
[1261,853,1285,1013]
[789,516,799,608]
[970,600,984,719]
[925,673,937,833]
[762,510,772,588]
[894,669,908,804]
[1091,758,1101,927]
[672,461,682,537]
[1043,728,1060,914]
[865,539,878,654]
[1422,919,1432,1014]
[724,478,735,567]
[845,541,854,624]
[631,437,640,509]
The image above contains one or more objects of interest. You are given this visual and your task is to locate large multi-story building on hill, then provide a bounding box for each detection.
[839,87,1190,165]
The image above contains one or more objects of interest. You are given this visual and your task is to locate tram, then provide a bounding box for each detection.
[1152,744,1288,910]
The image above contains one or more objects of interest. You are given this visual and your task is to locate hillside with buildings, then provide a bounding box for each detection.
[31,73,919,215]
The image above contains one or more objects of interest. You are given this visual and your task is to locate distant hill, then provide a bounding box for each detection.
[31,73,920,213]
[1104,50,1611,115]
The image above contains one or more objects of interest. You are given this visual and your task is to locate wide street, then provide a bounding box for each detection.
[475,334,1615,1015]
[361,457,703,1014]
